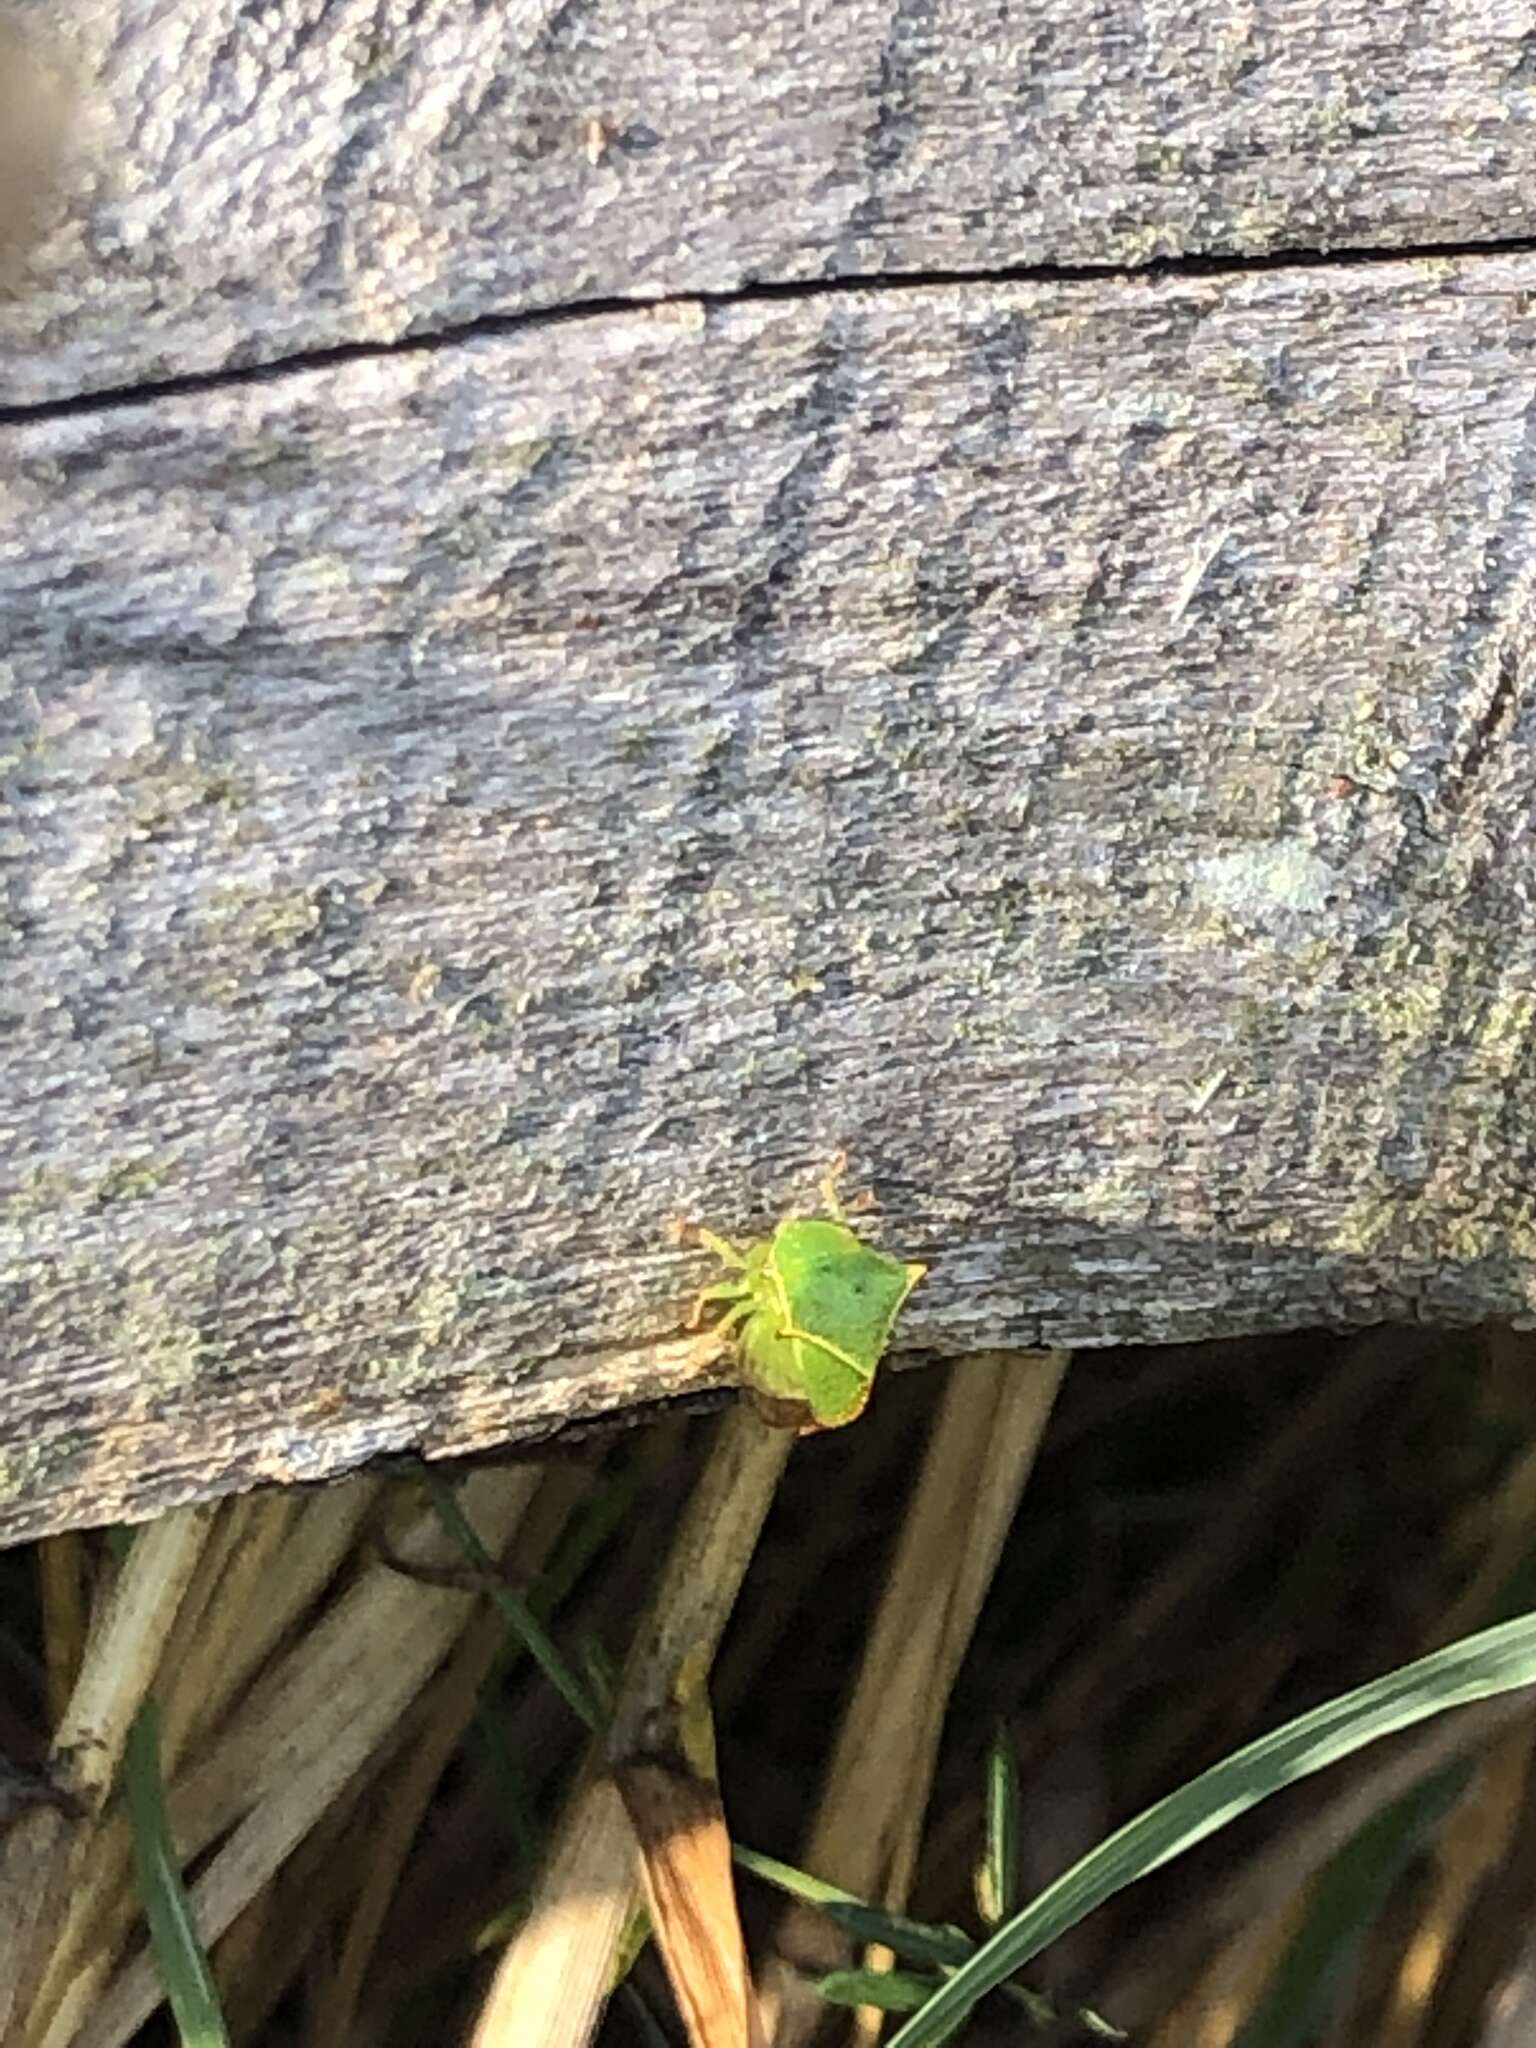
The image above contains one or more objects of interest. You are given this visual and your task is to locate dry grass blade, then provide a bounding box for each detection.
[0,1505,213,2045]
[470,1770,640,2048]
[37,1533,87,1725]
[38,1469,539,2048]
[307,1603,510,2040]
[616,1661,768,2048]
[309,1462,598,2044]
[619,1754,768,2048]
[153,1493,303,1769]
[23,1485,382,2044]
[53,1510,215,1814]
[763,1348,1069,2048]
[473,1401,795,2048]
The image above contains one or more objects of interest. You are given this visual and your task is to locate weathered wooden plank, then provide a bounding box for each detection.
[5,0,1536,404]
[5,252,1536,1543]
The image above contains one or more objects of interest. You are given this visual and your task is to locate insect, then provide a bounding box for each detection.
[684,1160,925,1430]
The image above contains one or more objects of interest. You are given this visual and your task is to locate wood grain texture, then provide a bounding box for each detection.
[5,251,1536,1540]
[6,0,1536,403]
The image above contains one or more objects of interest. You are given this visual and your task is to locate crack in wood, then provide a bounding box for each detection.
[11,227,1536,433]
[1451,643,1526,814]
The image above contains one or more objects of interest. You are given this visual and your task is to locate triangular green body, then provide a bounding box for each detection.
[743,1218,923,1427]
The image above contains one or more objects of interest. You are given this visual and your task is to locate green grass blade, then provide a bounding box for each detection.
[817,1969,942,2011]
[734,1821,1122,2034]
[889,1612,1536,2048]
[423,1474,599,1731]
[734,1846,972,1958]
[578,1633,620,1721]
[122,1700,230,2048]
[820,1901,974,1969]
[977,1722,1022,1926]
[733,1843,869,1909]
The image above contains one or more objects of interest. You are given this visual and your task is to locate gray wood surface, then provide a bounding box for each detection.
[6,0,1536,404]
[6,250,1536,1541]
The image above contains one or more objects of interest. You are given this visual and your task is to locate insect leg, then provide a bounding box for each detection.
[692,1226,751,1268]
[699,1294,756,1344]
[687,1279,748,1332]
[818,1152,849,1222]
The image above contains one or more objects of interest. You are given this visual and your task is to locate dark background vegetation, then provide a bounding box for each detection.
[5,1322,1535,2046]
